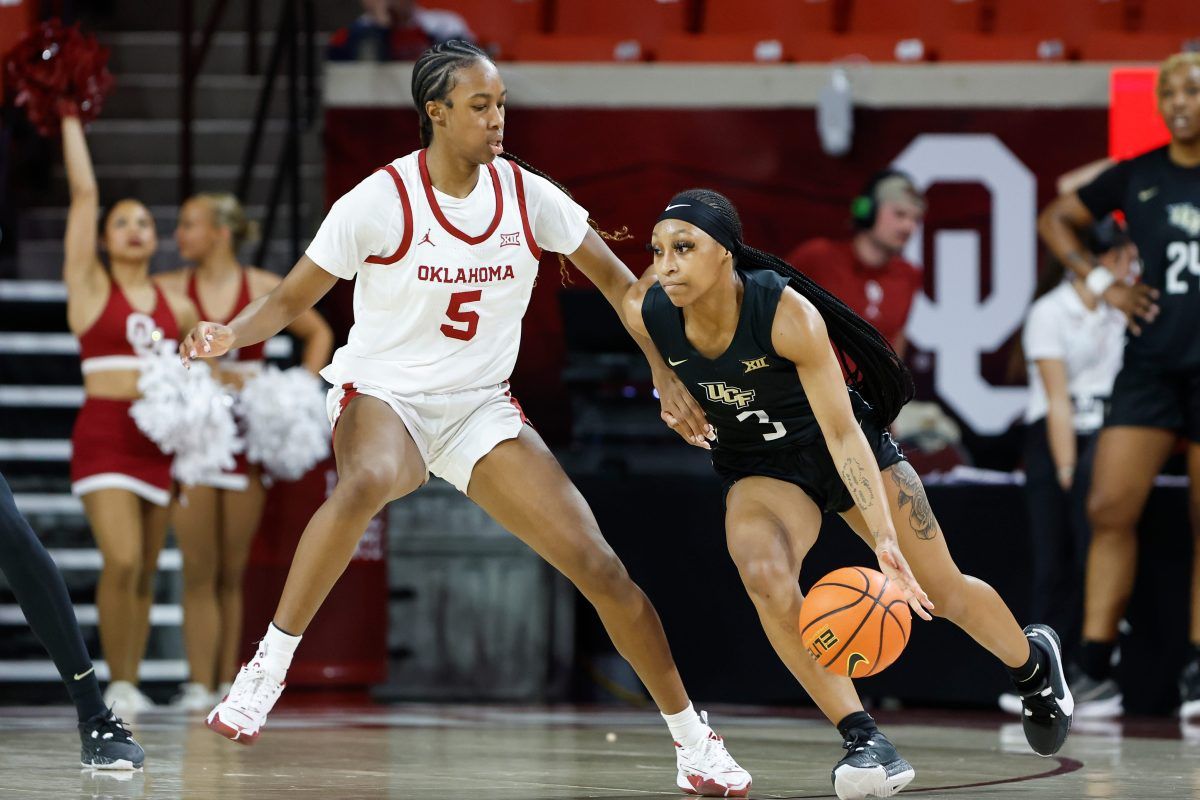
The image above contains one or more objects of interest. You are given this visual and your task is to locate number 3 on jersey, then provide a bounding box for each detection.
[441,290,482,341]
[1166,241,1200,295]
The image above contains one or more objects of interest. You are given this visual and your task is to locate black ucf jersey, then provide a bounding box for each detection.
[1078,146,1200,367]
[642,268,871,454]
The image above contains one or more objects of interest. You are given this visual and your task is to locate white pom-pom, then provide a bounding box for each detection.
[130,350,242,486]
[238,366,330,482]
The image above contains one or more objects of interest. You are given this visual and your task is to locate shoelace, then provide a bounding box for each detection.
[87,709,132,742]
[841,728,876,754]
[227,662,277,716]
[691,731,741,773]
[1024,686,1058,722]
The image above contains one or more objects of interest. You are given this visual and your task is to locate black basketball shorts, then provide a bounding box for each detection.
[1105,359,1200,442]
[713,416,907,513]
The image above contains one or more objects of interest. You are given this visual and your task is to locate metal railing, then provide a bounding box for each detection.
[180,0,317,267]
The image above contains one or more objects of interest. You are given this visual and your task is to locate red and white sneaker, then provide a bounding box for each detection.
[205,659,285,745]
[675,711,752,797]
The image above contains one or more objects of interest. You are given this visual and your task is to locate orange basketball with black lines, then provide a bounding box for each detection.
[798,566,911,678]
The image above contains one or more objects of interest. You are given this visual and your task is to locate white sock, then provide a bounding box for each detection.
[256,622,302,682]
[662,702,708,748]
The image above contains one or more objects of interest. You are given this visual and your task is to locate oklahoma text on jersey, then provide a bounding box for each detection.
[417,264,517,284]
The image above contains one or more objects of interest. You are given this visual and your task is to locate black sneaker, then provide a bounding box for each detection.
[1181,659,1200,720]
[831,728,915,800]
[79,708,145,770]
[1020,624,1074,756]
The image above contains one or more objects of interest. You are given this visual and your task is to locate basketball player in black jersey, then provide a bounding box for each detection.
[1039,51,1200,719]
[623,189,1073,799]
[0,471,144,768]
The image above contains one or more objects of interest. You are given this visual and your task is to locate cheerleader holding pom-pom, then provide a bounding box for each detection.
[156,195,332,710]
[6,19,209,714]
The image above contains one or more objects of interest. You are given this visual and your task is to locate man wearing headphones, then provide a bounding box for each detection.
[787,170,927,358]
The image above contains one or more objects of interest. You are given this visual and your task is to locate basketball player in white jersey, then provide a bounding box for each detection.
[179,41,749,797]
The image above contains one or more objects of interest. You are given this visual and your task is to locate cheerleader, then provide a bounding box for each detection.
[156,194,332,709]
[61,113,197,712]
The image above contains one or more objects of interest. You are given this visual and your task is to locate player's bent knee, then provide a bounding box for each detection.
[1087,489,1138,534]
[926,577,969,623]
[334,462,409,511]
[102,555,141,588]
[738,558,795,612]
[570,546,634,601]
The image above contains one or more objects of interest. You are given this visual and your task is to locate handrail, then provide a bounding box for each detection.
[180,0,317,268]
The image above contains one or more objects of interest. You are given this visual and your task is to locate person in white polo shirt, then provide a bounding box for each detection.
[1011,217,1134,715]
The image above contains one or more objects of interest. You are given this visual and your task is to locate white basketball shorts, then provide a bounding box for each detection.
[325,380,529,493]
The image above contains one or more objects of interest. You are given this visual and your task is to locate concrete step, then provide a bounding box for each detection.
[103,32,280,77]
[104,74,308,120]
[43,161,323,207]
[81,1,346,34]
[17,203,309,242]
[81,118,319,168]
[14,236,313,280]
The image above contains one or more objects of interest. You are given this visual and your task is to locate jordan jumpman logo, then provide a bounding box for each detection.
[418,229,435,247]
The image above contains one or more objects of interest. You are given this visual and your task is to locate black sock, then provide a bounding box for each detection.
[1080,640,1116,682]
[0,473,107,722]
[1008,640,1049,695]
[836,711,878,740]
[68,671,107,722]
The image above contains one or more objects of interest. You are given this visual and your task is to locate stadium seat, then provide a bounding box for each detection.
[433,0,546,60]
[788,32,929,63]
[987,0,1134,56]
[511,33,647,62]
[1080,31,1198,61]
[1138,0,1200,32]
[552,0,695,44]
[840,0,979,61]
[702,0,838,36]
[938,32,1070,61]
[656,33,790,62]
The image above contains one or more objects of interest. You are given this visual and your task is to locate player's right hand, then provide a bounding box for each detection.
[1102,283,1159,335]
[179,322,235,367]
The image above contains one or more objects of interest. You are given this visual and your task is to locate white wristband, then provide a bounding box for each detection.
[1085,266,1115,297]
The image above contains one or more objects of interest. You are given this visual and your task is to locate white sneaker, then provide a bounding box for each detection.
[171,682,215,712]
[103,681,154,716]
[206,659,285,745]
[674,711,752,797]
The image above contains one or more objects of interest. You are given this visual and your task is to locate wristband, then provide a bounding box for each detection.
[1085,266,1115,297]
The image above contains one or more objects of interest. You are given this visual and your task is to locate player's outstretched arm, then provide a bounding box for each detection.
[571,229,714,448]
[1038,190,1158,329]
[180,255,338,365]
[773,288,934,621]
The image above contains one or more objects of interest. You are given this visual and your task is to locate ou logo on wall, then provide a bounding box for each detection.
[892,134,1035,436]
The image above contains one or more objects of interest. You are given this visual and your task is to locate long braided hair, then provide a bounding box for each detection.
[411,41,628,281]
[674,188,915,425]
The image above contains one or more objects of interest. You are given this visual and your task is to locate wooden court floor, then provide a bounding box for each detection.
[1,703,1196,799]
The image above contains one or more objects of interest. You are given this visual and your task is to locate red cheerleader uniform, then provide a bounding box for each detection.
[186,268,265,490]
[71,280,179,507]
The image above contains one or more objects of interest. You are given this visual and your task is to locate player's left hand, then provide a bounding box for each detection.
[874,534,935,622]
[653,369,714,450]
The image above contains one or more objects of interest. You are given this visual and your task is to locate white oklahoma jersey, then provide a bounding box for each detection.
[309,149,588,394]
[305,149,589,492]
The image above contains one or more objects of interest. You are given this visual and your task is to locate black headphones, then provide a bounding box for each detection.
[850,169,915,230]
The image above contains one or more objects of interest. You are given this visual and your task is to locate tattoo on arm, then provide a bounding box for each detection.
[840,457,875,509]
[889,463,938,540]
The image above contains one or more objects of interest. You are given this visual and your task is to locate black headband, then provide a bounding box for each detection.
[656,199,741,256]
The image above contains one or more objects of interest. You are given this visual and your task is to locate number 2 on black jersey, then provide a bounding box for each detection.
[1165,241,1200,295]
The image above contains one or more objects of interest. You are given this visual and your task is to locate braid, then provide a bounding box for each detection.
[675,189,915,425]
[500,151,631,283]
[411,40,491,147]
[412,40,629,284]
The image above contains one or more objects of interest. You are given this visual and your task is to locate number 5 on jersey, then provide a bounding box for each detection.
[442,290,482,341]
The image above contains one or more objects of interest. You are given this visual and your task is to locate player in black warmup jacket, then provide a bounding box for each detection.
[1039,51,1200,719]
[0,471,143,768]
[623,189,1073,799]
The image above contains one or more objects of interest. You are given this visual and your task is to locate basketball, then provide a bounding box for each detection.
[799,567,912,679]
